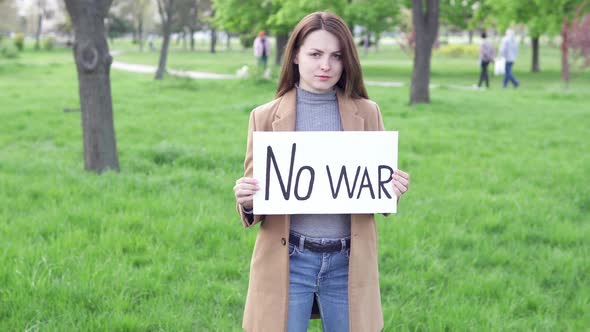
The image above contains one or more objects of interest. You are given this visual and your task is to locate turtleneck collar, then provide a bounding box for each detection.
[296,83,337,103]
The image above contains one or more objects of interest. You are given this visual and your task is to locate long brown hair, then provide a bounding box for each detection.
[276,12,368,99]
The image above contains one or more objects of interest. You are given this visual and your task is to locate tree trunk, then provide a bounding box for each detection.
[410,0,439,105]
[64,0,119,173]
[155,21,171,79]
[561,17,570,87]
[210,27,216,53]
[275,33,289,65]
[226,31,231,50]
[531,36,540,72]
[190,28,195,51]
[138,16,144,52]
[468,30,473,44]
[35,12,43,50]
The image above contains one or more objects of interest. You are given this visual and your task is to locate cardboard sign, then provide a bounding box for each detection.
[253,131,398,214]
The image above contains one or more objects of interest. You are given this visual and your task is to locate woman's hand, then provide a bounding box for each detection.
[234,177,260,210]
[391,170,410,200]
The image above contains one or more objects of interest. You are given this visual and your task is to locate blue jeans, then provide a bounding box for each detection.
[503,61,519,87]
[287,235,350,332]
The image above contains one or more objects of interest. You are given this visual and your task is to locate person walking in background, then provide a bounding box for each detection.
[253,31,271,70]
[477,32,495,89]
[234,12,410,332]
[499,29,520,88]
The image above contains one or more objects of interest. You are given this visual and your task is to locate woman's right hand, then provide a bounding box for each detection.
[233,177,260,210]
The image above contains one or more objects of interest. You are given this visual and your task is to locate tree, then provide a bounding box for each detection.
[562,1,590,85]
[34,0,47,50]
[64,0,120,172]
[570,7,590,68]
[440,0,478,43]
[113,0,152,51]
[175,0,200,51]
[346,0,400,55]
[410,0,439,105]
[155,0,175,80]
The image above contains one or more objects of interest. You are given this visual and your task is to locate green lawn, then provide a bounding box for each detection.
[0,43,589,331]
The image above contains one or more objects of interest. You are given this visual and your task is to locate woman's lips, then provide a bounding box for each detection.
[317,75,331,81]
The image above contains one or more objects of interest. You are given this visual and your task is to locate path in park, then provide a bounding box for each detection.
[110,51,477,91]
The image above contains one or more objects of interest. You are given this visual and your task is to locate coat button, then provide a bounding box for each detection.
[281,238,286,245]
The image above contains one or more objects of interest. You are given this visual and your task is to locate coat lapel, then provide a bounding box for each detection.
[272,88,365,132]
[337,90,365,131]
[272,89,297,131]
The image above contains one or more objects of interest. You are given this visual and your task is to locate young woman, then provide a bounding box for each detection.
[233,12,410,332]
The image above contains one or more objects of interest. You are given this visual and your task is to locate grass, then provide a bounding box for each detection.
[1,41,589,331]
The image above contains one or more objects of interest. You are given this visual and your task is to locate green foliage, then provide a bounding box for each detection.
[42,36,56,51]
[13,32,24,51]
[0,42,19,59]
[486,0,587,37]
[437,44,479,57]
[107,13,134,39]
[440,0,479,30]
[214,0,398,40]
[346,0,400,34]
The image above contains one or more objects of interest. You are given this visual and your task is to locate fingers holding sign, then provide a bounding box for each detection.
[391,169,410,200]
[233,177,260,210]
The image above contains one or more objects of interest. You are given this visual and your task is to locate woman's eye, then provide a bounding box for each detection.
[310,53,320,57]
[333,54,342,60]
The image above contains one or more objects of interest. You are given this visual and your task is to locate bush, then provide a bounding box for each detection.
[14,33,25,51]
[437,44,479,58]
[42,36,56,51]
[1,44,19,58]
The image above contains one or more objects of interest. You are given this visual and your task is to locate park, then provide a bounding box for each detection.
[1,0,589,331]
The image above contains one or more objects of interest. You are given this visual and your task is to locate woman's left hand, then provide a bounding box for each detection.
[391,169,410,200]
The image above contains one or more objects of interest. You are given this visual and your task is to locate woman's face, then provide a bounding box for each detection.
[294,29,343,94]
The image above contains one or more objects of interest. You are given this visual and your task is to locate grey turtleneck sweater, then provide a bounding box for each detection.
[290,86,351,238]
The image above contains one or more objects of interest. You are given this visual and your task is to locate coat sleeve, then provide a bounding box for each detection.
[236,110,265,228]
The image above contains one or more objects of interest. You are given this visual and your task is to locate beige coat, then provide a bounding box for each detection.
[237,88,386,332]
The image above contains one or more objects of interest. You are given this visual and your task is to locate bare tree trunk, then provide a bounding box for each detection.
[34,12,43,50]
[210,27,216,53]
[155,0,175,80]
[138,16,144,52]
[275,33,289,65]
[531,36,540,72]
[468,30,473,44]
[410,0,439,105]
[155,23,171,79]
[226,31,231,50]
[561,17,570,87]
[189,28,195,51]
[64,0,119,172]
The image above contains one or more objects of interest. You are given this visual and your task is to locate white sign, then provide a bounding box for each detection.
[253,131,398,215]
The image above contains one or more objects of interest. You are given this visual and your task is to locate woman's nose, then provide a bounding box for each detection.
[320,56,331,71]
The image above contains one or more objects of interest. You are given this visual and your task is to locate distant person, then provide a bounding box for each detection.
[253,31,271,69]
[477,32,495,88]
[147,34,156,51]
[499,29,519,88]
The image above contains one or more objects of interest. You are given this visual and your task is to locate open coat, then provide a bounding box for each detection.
[237,88,386,332]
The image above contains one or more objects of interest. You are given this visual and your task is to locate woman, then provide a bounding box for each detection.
[477,32,495,88]
[233,12,410,332]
